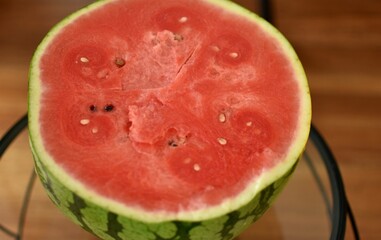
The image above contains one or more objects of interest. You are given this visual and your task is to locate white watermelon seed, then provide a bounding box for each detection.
[80,57,89,63]
[193,163,201,171]
[178,16,188,23]
[211,45,220,52]
[229,52,238,58]
[218,113,226,123]
[80,119,90,125]
[217,137,227,145]
[246,121,253,126]
[91,127,98,133]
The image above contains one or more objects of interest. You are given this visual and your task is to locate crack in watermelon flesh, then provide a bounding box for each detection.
[37,0,302,213]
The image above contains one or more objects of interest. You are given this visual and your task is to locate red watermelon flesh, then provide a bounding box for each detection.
[36,0,303,213]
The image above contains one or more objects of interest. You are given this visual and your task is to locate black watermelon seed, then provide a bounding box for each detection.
[174,34,184,41]
[115,58,126,68]
[168,140,178,147]
[89,105,97,112]
[104,104,114,112]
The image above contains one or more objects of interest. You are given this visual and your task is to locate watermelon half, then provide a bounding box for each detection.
[28,0,311,239]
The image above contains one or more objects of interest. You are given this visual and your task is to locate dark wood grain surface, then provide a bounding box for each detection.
[1,0,380,239]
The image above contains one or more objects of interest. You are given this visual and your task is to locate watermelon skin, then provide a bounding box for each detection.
[32,141,296,240]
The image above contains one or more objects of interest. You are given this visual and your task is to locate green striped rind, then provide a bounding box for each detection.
[31,142,296,240]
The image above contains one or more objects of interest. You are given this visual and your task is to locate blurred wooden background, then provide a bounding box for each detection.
[0,0,380,239]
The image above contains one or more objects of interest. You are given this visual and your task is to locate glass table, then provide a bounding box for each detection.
[0,115,358,240]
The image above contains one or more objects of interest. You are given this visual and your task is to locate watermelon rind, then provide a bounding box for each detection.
[31,139,297,239]
[28,0,311,238]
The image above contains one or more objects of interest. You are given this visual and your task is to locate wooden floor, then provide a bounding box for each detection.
[0,0,380,239]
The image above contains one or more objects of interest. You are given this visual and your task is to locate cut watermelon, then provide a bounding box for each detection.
[28,0,311,239]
